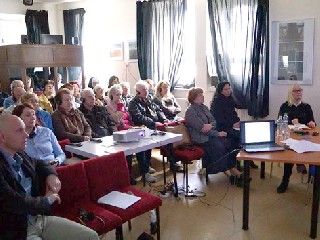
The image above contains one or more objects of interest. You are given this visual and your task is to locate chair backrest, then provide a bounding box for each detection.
[53,162,91,208]
[58,138,73,158]
[84,151,130,202]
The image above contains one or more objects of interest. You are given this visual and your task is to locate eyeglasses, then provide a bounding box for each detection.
[292,89,303,93]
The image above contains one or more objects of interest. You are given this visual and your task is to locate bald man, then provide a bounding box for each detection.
[0,115,99,240]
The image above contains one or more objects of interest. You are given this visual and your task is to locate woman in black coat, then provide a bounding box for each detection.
[210,82,258,169]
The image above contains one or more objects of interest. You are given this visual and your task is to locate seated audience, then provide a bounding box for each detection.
[0,114,99,240]
[61,83,80,109]
[88,77,99,89]
[52,88,91,143]
[12,104,65,166]
[108,75,120,88]
[39,80,55,113]
[210,82,258,169]
[70,81,82,104]
[3,80,24,109]
[277,84,316,193]
[79,88,138,184]
[21,92,54,131]
[0,82,9,108]
[107,84,132,131]
[3,86,26,115]
[94,84,108,107]
[145,79,155,96]
[153,80,182,121]
[79,88,116,138]
[128,80,169,182]
[120,81,133,109]
[185,87,242,183]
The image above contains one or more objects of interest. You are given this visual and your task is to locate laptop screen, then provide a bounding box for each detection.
[240,120,276,145]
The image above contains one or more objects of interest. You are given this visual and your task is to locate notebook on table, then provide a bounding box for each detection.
[240,120,285,153]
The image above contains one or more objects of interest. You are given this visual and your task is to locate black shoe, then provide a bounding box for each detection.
[249,161,259,169]
[277,180,288,193]
[170,164,184,173]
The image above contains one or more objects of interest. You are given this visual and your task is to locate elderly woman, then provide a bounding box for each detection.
[21,93,54,131]
[185,87,242,184]
[93,85,108,107]
[210,82,258,169]
[277,84,316,193]
[39,80,55,113]
[52,88,91,143]
[88,77,100,89]
[107,84,132,131]
[120,82,133,108]
[153,80,181,121]
[3,80,24,109]
[12,103,65,166]
[3,86,26,115]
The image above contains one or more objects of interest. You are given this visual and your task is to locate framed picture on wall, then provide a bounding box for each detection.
[271,18,314,84]
[128,40,138,62]
[109,42,124,61]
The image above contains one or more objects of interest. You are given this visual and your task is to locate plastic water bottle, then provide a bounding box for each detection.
[150,210,157,235]
[276,116,283,138]
[282,113,290,140]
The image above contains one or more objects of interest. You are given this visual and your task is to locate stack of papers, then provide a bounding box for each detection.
[288,124,310,130]
[97,191,141,209]
[282,138,320,153]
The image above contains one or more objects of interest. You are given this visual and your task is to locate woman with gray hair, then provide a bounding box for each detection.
[3,80,24,109]
[93,84,107,107]
[120,81,133,108]
[107,84,132,131]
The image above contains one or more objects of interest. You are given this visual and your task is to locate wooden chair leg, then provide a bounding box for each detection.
[128,220,132,230]
[270,162,273,178]
[115,226,123,240]
[156,207,160,240]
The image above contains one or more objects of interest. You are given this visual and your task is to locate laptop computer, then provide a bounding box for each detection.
[240,120,285,153]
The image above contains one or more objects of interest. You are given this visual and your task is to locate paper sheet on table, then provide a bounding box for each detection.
[288,124,310,130]
[97,191,141,209]
[282,138,320,153]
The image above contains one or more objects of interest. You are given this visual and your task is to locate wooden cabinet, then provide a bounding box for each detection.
[0,44,84,92]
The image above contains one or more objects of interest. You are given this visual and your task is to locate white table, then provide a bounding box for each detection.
[65,129,182,158]
[65,129,183,192]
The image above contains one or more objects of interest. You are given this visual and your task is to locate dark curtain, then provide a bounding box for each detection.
[136,0,186,88]
[25,10,50,44]
[207,0,269,118]
[63,8,86,81]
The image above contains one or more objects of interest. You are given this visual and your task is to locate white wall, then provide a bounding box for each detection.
[269,0,320,123]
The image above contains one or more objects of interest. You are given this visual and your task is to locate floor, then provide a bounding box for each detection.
[102,149,318,240]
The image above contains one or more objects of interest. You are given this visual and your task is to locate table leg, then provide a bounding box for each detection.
[243,160,250,230]
[260,161,265,179]
[310,165,320,239]
[168,143,178,197]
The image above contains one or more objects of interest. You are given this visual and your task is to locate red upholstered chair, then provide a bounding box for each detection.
[58,139,73,158]
[52,163,123,239]
[83,151,162,240]
[159,121,205,197]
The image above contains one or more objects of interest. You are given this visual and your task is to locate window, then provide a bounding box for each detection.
[0,13,26,45]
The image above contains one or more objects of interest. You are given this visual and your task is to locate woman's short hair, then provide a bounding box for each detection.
[21,92,37,105]
[93,84,104,94]
[10,80,24,90]
[43,80,55,89]
[108,84,123,100]
[55,88,71,106]
[155,80,170,97]
[187,87,204,103]
[119,81,130,89]
[60,83,74,91]
[12,103,35,117]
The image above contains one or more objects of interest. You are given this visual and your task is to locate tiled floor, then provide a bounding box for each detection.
[102,149,317,240]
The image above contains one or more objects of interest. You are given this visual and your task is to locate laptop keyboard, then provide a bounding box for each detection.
[245,143,279,149]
